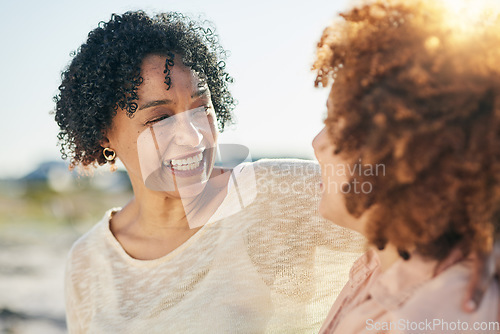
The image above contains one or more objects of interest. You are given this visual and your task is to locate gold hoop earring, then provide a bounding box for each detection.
[103,148,116,161]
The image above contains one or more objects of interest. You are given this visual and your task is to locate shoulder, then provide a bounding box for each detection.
[248,158,320,177]
[246,158,320,196]
[233,159,320,211]
[66,209,118,274]
[64,210,117,333]
[396,260,499,328]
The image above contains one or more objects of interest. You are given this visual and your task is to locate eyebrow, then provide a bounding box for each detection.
[138,99,173,110]
[192,88,208,99]
[138,88,209,111]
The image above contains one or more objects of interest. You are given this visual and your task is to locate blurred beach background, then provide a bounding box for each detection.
[0,0,349,332]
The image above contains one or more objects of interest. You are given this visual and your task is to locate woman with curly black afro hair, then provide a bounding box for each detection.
[55,11,234,168]
[56,10,369,333]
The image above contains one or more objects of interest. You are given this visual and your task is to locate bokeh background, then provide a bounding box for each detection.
[0,0,349,332]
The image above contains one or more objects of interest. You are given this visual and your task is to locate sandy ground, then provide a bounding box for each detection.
[0,224,81,334]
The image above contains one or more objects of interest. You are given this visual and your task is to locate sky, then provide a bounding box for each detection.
[0,0,351,179]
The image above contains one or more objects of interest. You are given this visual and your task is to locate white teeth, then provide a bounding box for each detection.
[170,152,203,171]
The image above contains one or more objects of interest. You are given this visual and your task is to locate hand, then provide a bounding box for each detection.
[460,242,500,313]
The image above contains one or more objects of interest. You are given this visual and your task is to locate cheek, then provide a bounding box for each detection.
[318,159,350,219]
[119,140,141,174]
[207,113,218,143]
[319,173,345,220]
[318,187,355,232]
[202,126,218,149]
[319,170,364,232]
[318,189,334,220]
[205,126,217,145]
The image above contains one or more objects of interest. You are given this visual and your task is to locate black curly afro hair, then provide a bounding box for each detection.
[54,11,235,168]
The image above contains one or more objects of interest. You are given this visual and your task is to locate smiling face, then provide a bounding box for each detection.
[105,54,218,198]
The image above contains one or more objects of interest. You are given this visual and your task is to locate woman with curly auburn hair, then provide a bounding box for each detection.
[312,0,500,332]
[56,10,367,333]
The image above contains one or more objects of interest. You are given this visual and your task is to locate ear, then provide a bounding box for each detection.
[100,132,111,149]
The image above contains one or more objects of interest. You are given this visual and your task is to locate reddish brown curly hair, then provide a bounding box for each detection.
[313,0,500,260]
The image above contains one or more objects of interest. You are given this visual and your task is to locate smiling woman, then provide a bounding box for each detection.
[105,54,218,197]
[55,10,366,333]
[54,12,234,169]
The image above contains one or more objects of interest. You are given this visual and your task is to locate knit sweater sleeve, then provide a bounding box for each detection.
[65,249,80,333]
[246,158,365,253]
[238,159,366,331]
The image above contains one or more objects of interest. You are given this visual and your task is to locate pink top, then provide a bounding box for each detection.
[319,249,499,334]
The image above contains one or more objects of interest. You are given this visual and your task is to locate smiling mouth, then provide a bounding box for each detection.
[163,151,204,171]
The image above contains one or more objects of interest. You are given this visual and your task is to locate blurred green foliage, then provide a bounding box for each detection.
[0,179,132,229]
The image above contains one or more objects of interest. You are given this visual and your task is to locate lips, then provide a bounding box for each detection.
[170,152,203,171]
[163,150,205,173]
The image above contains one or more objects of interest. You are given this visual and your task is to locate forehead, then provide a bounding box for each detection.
[140,54,206,91]
[327,88,335,110]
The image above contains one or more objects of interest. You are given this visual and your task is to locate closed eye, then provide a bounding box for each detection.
[145,114,170,125]
[192,105,211,115]
[200,106,210,114]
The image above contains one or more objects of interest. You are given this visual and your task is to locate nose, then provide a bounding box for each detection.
[173,113,203,147]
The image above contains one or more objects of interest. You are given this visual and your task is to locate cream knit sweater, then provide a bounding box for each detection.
[65,159,366,333]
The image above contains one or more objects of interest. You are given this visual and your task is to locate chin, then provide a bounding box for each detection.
[175,180,209,199]
[318,198,335,221]
[319,195,357,230]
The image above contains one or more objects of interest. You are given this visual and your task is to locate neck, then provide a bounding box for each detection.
[374,243,401,272]
[121,166,231,237]
[124,178,196,237]
[354,209,404,272]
